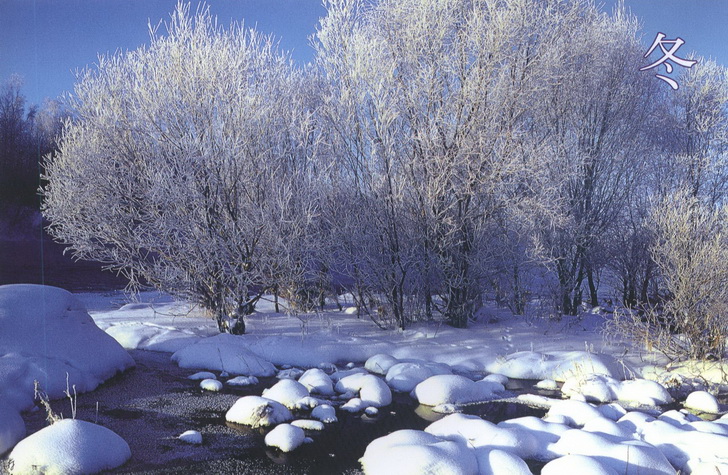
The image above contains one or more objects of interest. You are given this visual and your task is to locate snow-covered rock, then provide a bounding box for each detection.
[226,375,259,387]
[171,333,275,377]
[8,419,131,474]
[561,374,672,405]
[413,374,504,406]
[0,402,25,455]
[475,448,531,475]
[498,416,570,460]
[359,429,478,475]
[485,351,628,381]
[365,354,399,375]
[385,361,451,393]
[335,373,392,407]
[262,379,310,410]
[545,399,603,427]
[178,430,203,445]
[0,285,135,411]
[536,379,559,390]
[311,404,337,423]
[225,396,293,428]
[200,379,223,392]
[298,368,335,396]
[291,419,324,431]
[264,424,305,452]
[426,413,539,460]
[550,428,674,474]
[188,371,216,381]
[277,368,305,380]
[684,391,721,414]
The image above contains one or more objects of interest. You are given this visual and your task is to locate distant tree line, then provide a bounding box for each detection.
[40,1,728,360]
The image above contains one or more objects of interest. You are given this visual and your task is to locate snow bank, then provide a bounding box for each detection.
[171,333,276,377]
[485,351,628,381]
[264,424,306,452]
[0,285,134,411]
[104,322,200,352]
[413,374,504,406]
[8,419,131,474]
[359,429,478,475]
[225,396,293,428]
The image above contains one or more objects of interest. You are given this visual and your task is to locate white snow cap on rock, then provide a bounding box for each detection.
[225,396,293,428]
[226,375,259,387]
[178,430,203,445]
[188,371,216,381]
[311,404,337,423]
[8,419,131,474]
[0,284,135,411]
[298,368,335,396]
[171,333,275,377]
[385,361,452,393]
[364,354,399,375]
[684,390,721,414]
[264,424,305,452]
[359,429,478,475]
[413,374,504,406]
[262,379,310,410]
[485,350,628,381]
[562,374,672,405]
[335,373,392,407]
[200,379,223,392]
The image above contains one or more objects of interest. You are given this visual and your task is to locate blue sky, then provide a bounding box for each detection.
[1,0,726,107]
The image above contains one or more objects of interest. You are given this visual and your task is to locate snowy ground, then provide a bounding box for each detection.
[2,285,728,473]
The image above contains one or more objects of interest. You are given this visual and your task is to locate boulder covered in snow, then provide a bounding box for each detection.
[385,361,451,393]
[225,396,293,428]
[298,368,335,396]
[264,424,306,452]
[360,429,478,475]
[485,350,628,381]
[0,284,135,411]
[684,391,721,414]
[171,333,276,377]
[413,374,504,406]
[8,419,131,474]
[336,373,392,407]
[262,379,310,409]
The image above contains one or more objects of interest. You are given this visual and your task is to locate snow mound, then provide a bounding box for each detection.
[171,333,275,377]
[291,419,324,431]
[359,429,478,475]
[385,361,451,393]
[8,419,131,474]
[264,424,305,452]
[365,354,400,375]
[413,374,504,406]
[551,428,674,474]
[684,391,721,414]
[562,374,672,405]
[200,379,223,392]
[225,396,293,428]
[0,402,25,455]
[335,373,392,407]
[311,404,337,423]
[542,454,619,475]
[476,448,532,475]
[498,416,570,460]
[0,284,135,411]
[485,351,628,381]
[640,418,728,472]
[188,371,216,380]
[178,430,202,445]
[426,413,539,460]
[226,375,259,387]
[298,368,335,396]
[262,379,310,410]
[104,322,200,352]
[545,399,603,427]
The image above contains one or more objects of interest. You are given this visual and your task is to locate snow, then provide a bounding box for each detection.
[684,391,721,414]
[200,379,223,392]
[359,429,478,475]
[335,373,392,407]
[171,333,276,377]
[311,404,337,423]
[476,449,532,475]
[298,368,335,396]
[226,375,259,386]
[178,430,203,445]
[545,399,603,427]
[7,419,131,474]
[365,354,400,375]
[562,374,673,405]
[385,361,452,392]
[485,350,629,381]
[0,285,135,412]
[412,374,504,406]
[188,371,216,380]
[291,419,324,431]
[542,454,619,475]
[264,424,306,452]
[262,379,310,409]
[225,396,293,428]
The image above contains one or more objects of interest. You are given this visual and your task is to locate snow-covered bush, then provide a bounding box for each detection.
[42,4,325,334]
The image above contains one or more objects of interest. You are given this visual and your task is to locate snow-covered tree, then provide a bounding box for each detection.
[42,5,324,333]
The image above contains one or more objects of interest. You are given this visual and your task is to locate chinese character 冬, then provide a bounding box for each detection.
[640,32,697,90]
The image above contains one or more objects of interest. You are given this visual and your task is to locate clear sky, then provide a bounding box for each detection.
[1,0,726,107]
